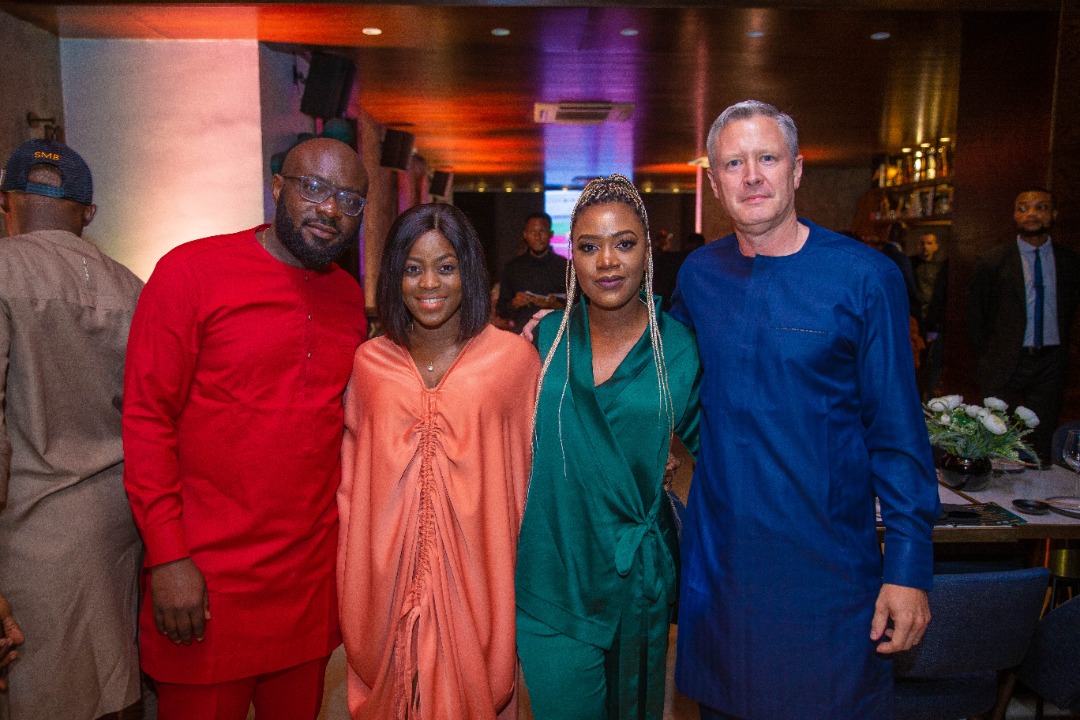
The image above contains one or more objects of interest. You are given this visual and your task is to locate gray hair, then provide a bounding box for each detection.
[706,100,799,170]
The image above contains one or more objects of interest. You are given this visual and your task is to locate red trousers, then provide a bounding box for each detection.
[155,655,331,720]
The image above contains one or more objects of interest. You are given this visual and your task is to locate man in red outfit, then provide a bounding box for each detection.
[123,138,368,719]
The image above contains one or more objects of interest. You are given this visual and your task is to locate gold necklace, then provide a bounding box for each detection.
[418,342,455,372]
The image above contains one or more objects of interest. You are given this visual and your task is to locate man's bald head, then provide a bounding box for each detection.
[281,138,367,192]
[266,138,368,271]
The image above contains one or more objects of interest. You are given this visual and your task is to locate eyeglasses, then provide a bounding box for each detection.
[280,175,367,217]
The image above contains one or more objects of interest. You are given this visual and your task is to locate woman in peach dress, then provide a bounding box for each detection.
[337,203,539,719]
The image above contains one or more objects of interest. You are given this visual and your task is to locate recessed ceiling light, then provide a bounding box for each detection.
[747,30,765,38]
[940,137,951,143]
[362,27,382,36]
[491,28,510,37]
[620,28,639,37]
[870,31,891,40]
[901,147,912,153]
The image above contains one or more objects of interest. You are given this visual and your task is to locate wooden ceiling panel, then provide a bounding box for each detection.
[1,2,1038,188]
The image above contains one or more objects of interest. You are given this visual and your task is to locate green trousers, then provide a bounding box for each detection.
[517,608,614,720]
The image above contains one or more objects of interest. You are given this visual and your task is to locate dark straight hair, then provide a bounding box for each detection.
[376,202,491,346]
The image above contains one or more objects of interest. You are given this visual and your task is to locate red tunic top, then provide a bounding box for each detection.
[123,226,366,683]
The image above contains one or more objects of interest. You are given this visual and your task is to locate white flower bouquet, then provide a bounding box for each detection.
[923,395,1040,462]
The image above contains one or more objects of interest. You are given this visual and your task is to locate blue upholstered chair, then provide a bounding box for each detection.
[1016,595,1080,719]
[893,567,1049,720]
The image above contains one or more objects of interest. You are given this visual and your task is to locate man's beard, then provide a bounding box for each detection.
[1018,221,1053,239]
[274,202,355,271]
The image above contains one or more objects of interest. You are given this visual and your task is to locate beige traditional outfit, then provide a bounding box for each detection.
[337,324,539,720]
[0,230,143,720]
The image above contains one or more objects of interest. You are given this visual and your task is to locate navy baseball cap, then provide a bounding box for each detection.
[1,139,93,205]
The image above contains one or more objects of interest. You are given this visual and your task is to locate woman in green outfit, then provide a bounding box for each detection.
[515,175,701,720]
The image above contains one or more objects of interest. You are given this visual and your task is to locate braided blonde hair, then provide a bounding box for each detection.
[534,175,675,473]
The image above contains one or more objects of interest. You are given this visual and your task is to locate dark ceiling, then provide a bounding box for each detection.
[2,2,1059,190]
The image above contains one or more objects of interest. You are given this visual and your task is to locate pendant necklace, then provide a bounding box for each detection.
[420,343,454,372]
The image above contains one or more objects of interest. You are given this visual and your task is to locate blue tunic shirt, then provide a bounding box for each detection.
[670,220,939,719]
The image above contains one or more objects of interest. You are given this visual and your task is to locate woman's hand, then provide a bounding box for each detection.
[0,591,25,691]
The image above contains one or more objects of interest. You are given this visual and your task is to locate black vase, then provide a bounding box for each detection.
[939,454,992,491]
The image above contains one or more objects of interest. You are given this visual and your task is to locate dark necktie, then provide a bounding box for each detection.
[1034,248,1044,347]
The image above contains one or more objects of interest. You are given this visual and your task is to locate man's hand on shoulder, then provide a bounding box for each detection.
[871,583,930,654]
[151,557,211,645]
[521,309,554,343]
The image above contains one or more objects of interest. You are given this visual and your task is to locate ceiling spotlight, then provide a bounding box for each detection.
[940,137,951,143]
[362,27,382,36]
[747,30,765,38]
[870,31,891,40]
[491,28,510,37]
[901,147,912,153]
[620,28,639,37]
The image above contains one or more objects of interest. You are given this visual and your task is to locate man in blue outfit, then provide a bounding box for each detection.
[670,100,940,719]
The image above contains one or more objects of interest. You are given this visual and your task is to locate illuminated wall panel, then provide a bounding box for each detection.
[61,39,263,280]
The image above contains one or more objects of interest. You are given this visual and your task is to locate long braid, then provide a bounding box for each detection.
[534,175,675,478]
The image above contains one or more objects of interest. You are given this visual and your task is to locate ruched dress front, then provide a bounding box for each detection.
[337,324,540,720]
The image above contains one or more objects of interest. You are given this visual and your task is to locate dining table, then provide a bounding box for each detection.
[877,463,1080,543]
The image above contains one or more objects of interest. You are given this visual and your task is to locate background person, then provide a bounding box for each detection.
[123,138,367,720]
[0,139,143,720]
[670,100,938,720]
[911,232,948,400]
[338,203,538,719]
[495,212,567,332]
[967,188,1080,466]
[516,175,701,720]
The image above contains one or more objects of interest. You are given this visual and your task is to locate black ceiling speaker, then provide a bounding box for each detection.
[380,129,415,171]
[430,171,453,197]
[300,51,355,119]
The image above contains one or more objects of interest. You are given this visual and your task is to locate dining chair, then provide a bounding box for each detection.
[1015,595,1080,719]
[893,567,1049,720]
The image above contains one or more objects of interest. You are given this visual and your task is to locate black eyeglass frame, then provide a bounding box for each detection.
[279,174,367,217]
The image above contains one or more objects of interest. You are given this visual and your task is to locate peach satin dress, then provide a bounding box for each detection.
[337,325,539,720]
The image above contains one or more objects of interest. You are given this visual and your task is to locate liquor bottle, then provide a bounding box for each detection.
[926,148,937,180]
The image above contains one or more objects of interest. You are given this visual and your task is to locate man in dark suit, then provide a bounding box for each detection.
[967,188,1080,466]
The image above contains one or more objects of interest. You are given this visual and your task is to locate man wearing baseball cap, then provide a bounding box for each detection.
[0,139,144,720]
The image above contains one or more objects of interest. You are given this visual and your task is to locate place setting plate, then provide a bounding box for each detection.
[1044,496,1080,519]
